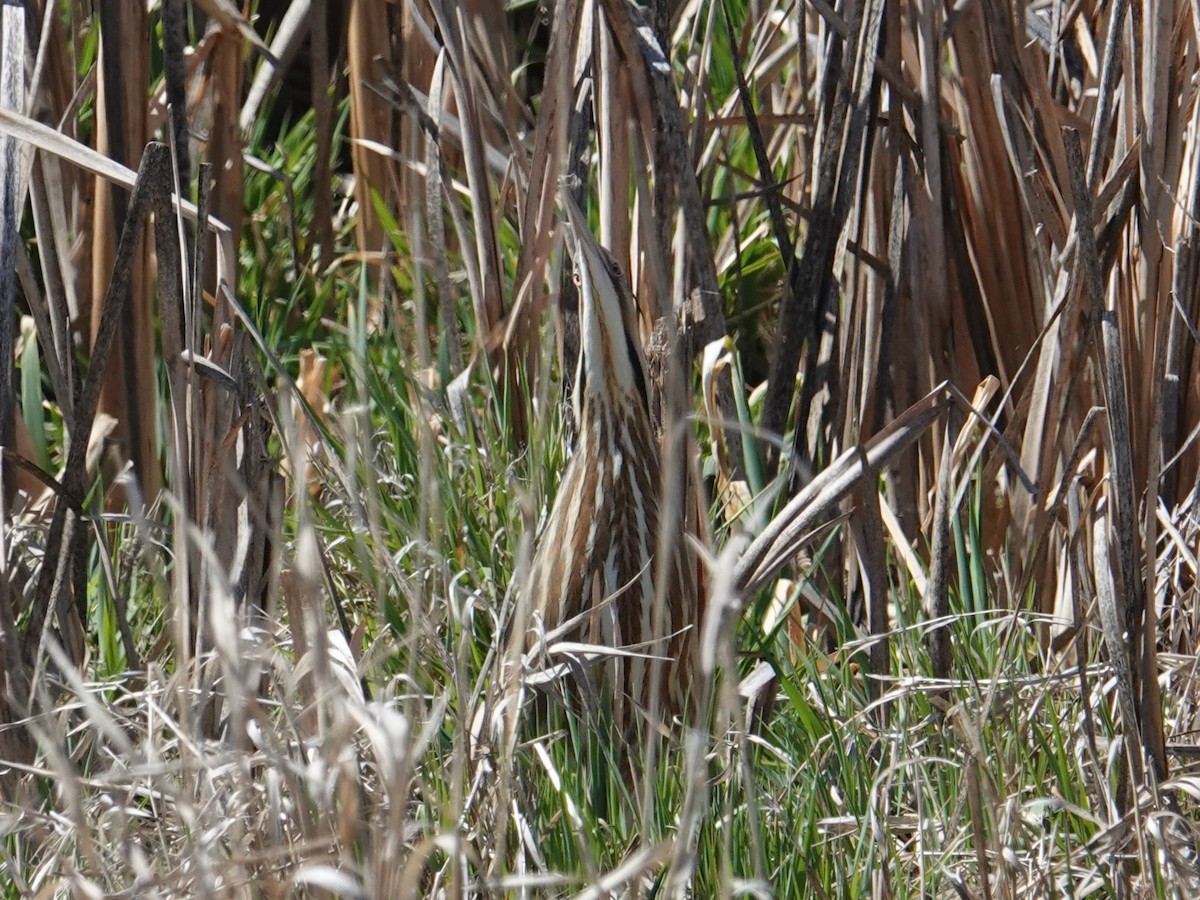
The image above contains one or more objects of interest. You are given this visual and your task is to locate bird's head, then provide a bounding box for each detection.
[559,189,650,418]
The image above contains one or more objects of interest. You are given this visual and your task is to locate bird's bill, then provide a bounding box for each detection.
[558,188,642,401]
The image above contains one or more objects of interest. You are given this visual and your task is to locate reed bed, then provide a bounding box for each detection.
[2,0,1200,896]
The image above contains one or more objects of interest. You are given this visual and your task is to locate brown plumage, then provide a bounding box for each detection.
[525,191,698,732]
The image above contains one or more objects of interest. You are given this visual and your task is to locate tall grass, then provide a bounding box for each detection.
[1,0,1200,896]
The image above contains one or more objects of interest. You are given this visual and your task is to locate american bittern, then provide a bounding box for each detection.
[525,189,698,731]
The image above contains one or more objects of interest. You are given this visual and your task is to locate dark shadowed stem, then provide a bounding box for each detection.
[0,0,24,505]
[161,0,191,190]
[1065,127,1162,784]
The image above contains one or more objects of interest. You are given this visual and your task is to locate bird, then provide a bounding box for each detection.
[522,186,699,736]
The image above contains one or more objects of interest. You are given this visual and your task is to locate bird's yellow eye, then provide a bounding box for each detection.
[601,252,625,290]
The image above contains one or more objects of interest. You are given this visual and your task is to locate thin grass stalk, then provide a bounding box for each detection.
[310,0,333,273]
[26,160,74,415]
[914,0,946,393]
[424,51,463,373]
[0,0,26,506]
[596,15,629,283]
[1087,0,1130,188]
